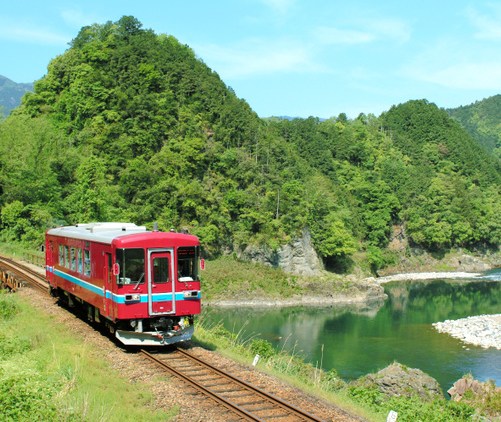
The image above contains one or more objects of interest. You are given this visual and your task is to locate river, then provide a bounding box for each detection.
[201,269,501,392]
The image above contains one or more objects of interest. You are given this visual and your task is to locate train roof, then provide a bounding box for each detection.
[46,222,199,246]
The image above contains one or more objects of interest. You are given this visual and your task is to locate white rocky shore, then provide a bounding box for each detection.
[374,271,482,284]
[433,314,501,350]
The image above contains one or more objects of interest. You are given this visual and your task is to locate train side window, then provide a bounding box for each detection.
[77,249,83,273]
[84,249,91,276]
[70,248,77,271]
[116,248,145,285]
[64,246,69,268]
[58,245,64,266]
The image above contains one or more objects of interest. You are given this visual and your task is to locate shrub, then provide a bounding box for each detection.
[347,385,384,407]
[0,333,31,358]
[347,384,477,421]
[0,295,20,320]
[321,368,346,392]
[249,338,275,359]
[384,396,475,422]
[0,371,60,421]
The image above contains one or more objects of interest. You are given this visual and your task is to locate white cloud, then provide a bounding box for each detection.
[313,17,410,46]
[60,9,102,28]
[402,29,501,91]
[466,4,501,40]
[402,40,501,90]
[408,61,501,90]
[364,18,411,43]
[313,26,374,45]
[259,0,295,15]
[0,21,69,45]
[196,38,323,78]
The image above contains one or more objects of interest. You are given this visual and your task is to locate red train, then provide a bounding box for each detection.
[45,222,202,346]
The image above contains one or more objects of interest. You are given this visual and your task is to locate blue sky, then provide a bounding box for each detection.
[2,0,501,118]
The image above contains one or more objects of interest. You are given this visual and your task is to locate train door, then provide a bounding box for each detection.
[148,249,175,315]
[103,252,113,318]
[46,240,55,286]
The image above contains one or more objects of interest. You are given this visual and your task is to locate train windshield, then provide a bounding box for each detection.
[116,248,145,285]
[177,247,200,281]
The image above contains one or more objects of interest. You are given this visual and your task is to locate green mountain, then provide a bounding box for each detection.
[447,95,501,159]
[0,17,499,274]
[0,76,33,117]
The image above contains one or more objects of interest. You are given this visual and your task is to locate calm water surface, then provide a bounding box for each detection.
[202,269,501,391]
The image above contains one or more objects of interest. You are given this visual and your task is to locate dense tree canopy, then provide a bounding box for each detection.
[447,94,501,160]
[0,17,499,272]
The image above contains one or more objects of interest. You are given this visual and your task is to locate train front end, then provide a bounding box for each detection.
[112,231,202,346]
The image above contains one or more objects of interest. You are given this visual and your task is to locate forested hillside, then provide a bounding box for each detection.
[0,17,499,274]
[0,76,33,118]
[447,95,501,159]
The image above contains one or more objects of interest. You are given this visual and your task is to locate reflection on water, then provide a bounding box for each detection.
[202,270,501,391]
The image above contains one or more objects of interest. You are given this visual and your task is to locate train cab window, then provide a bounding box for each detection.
[152,257,169,283]
[84,249,91,276]
[177,247,199,281]
[116,248,145,285]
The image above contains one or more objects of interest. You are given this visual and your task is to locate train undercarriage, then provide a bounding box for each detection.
[50,286,195,346]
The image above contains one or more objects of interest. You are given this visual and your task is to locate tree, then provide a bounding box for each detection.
[64,156,115,222]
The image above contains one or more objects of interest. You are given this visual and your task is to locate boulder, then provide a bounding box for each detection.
[354,362,443,401]
[448,375,500,402]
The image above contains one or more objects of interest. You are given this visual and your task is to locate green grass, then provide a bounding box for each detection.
[201,255,365,301]
[0,243,44,266]
[201,255,303,300]
[0,291,176,421]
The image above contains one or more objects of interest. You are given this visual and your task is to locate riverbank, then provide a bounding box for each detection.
[204,274,388,308]
[433,314,501,350]
[205,270,494,308]
[374,271,482,284]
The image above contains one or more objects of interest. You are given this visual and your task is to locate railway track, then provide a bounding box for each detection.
[1,256,344,421]
[0,255,47,293]
[142,348,325,421]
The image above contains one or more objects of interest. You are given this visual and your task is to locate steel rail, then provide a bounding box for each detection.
[176,348,324,421]
[141,349,261,421]
[141,348,325,421]
[0,255,47,293]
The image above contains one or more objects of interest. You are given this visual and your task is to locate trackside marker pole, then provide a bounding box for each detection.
[252,354,260,366]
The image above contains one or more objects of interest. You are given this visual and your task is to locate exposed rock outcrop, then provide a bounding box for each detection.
[352,362,443,401]
[447,376,499,401]
[239,228,323,276]
[447,375,501,420]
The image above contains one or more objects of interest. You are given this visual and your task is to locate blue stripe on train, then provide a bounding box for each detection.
[54,269,104,296]
[53,269,200,304]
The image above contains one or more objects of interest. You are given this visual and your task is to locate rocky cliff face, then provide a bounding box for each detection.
[239,228,323,276]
